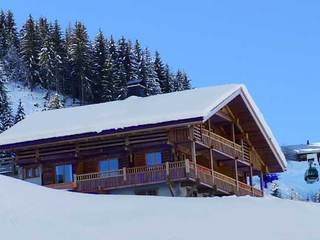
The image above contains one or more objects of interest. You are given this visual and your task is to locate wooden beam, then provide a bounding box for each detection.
[231,122,235,143]
[260,170,264,196]
[216,111,233,122]
[235,158,239,192]
[191,140,197,176]
[210,148,215,185]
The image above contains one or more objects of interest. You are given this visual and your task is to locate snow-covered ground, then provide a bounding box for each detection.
[269,160,320,200]
[5,81,75,115]
[0,174,319,240]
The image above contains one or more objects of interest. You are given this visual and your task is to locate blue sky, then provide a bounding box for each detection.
[1,0,320,145]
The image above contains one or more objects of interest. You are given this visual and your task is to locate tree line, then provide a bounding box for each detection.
[0,9,192,132]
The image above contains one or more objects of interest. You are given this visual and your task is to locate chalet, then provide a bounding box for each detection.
[0,83,286,197]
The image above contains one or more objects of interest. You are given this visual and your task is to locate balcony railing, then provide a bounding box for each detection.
[193,126,250,163]
[73,160,263,197]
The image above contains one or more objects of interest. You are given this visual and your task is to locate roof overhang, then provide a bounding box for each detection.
[202,87,286,172]
[0,117,203,151]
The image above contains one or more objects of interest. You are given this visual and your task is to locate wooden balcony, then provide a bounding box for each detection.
[73,160,263,197]
[193,126,250,164]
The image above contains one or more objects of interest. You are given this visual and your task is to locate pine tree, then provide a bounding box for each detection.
[38,23,55,89]
[0,10,7,59]
[14,99,25,124]
[270,183,281,198]
[181,71,191,90]
[173,70,185,91]
[92,30,107,103]
[37,17,49,48]
[63,24,73,97]
[134,40,144,80]
[50,20,66,93]
[154,51,166,92]
[102,36,119,101]
[20,15,41,89]
[2,46,27,82]
[0,67,13,132]
[163,64,174,93]
[46,93,64,110]
[116,37,128,98]
[68,22,92,104]
[5,10,19,50]
[125,40,138,81]
[144,48,161,96]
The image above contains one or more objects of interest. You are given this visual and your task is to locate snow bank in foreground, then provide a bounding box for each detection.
[0,175,319,240]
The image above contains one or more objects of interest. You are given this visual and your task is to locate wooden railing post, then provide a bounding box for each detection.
[235,158,239,193]
[260,170,264,197]
[72,174,77,188]
[210,148,215,185]
[185,159,190,176]
[165,162,170,176]
[123,167,127,182]
[249,164,254,196]
[190,139,197,177]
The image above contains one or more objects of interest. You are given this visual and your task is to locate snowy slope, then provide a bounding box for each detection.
[5,81,76,116]
[273,160,320,199]
[5,81,48,115]
[268,143,320,200]
[0,175,320,240]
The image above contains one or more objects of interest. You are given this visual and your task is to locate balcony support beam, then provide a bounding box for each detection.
[235,158,239,192]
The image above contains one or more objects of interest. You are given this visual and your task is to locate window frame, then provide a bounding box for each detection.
[55,164,73,184]
[146,151,163,166]
[24,166,40,179]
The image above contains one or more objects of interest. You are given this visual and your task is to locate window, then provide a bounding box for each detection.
[146,152,162,166]
[34,167,40,177]
[27,168,33,178]
[135,189,158,196]
[55,164,73,184]
[25,166,40,179]
[99,159,119,174]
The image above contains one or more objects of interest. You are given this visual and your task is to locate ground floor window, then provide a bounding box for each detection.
[146,152,162,166]
[55,164,72,183]
[25,166,40,179]
[135,189,158,196]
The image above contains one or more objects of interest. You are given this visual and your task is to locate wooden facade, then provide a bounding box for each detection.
[3,102,284,197]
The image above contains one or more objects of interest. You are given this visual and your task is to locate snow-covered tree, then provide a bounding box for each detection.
[116,37,129,98]
[38,26,55,89]
[48,20,65,93]
[144,48,161,96]
[5,10,19,50]
[2,46,27,82]
[173,70,185,91]
[0,68,13,132]
[101,37,119,102]
[68,22,92,104]
[20,15,41,89]
[154,51,166,92]
[163,64,175,93]
[46,93,64,110]
[0,10,7,59]
[181,71,191,90]
[14,99,25,124]
[92,30,107,103]
[270,183,281,198]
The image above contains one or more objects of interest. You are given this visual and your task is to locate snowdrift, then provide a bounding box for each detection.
[0,175,319,240]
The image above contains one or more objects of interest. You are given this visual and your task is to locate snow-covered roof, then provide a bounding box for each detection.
[0,84,286,169]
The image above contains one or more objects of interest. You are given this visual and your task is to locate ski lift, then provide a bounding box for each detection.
[304,160,319,184]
